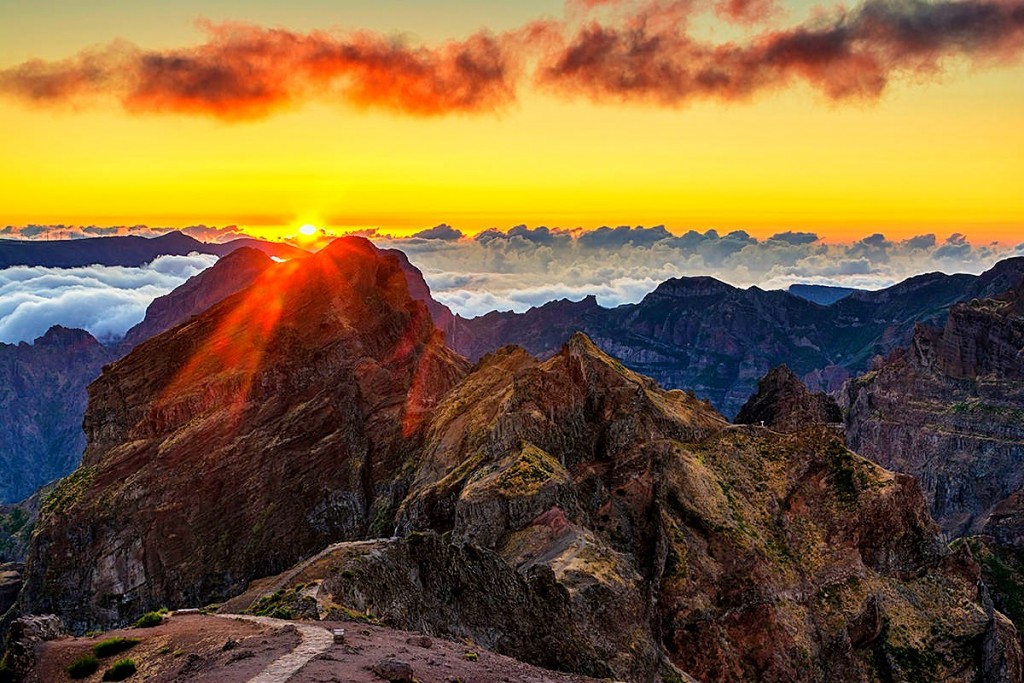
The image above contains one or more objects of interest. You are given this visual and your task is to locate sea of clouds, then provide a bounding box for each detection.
[2,224,1022,335]
[373,226,1024,318]
[0,253,217,344]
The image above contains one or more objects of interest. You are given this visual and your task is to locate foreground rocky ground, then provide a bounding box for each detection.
[27,612,607,683]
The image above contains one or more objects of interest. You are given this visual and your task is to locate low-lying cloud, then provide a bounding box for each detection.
[372,226,1024,317]
[0,253,217,344]
[1,0,1023,118]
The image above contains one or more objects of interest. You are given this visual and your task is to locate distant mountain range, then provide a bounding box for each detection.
[449,258,1024,417]
[0,231,305,268]
[843,277,1024,536]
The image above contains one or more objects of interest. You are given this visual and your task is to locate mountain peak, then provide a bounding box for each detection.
[646,276,735,301]
[735,364,842,432]
[33,325,100,348]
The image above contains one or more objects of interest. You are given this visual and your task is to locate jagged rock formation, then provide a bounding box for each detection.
[120,247,275,350]
[0,327,117,503]
[21,238,468,629]
[842,279,1024,537]
[735,365,843,432]
[450,257,1024,417]
[17,243,1024,681]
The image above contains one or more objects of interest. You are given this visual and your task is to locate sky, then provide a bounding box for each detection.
[1,0,1022,242]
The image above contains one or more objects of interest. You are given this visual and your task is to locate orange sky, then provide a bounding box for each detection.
[1,0,1022,244]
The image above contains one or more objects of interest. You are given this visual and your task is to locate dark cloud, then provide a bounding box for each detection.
[540,0,1024,107]
[577,224,673,248]
[934,232,972,258]
[2,0,1022,119]
[411,224,465,240]
[903,233,938,249]
[769,231,820,245]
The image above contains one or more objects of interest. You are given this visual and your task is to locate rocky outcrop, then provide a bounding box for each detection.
[735,365,843,432]
[381,248,459,348]
[842,280,1024,536]
[451,257,1024,418]
[21,237,468,630]
[0,564,21,618]
[0,614,66,679]
[0,327,117,503]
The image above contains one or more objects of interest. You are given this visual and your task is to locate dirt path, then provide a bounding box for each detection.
[222,615,333,683]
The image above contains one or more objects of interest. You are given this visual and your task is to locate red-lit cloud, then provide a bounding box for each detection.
[1,0,1022,119]
[0,22,518,119]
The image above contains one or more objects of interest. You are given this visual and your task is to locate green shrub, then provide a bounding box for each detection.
[66,653,100,679]
[93,637,141,658]
[132,612,164,628]
[101,658,137,681]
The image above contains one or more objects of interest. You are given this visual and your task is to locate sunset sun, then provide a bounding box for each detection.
[298,224,317,237]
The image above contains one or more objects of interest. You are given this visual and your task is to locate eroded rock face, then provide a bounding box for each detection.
[735,365,843,432]
[842,280,1024,536]
[21,237,468,631]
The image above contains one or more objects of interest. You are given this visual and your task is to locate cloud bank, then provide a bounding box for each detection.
[371,226,1024,317]
[0,253,217,344]
[1,223,248,243]
[1,0,1023,119]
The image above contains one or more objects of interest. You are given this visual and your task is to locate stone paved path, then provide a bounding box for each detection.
[218,614,334,683]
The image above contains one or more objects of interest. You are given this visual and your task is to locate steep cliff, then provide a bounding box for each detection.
[843,279,1024,536]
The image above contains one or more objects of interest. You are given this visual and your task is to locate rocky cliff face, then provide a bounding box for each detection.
[842,279,1024,537]
[451,257,1024,418]
[0,327,117,503]
[735,365,843,432]
[21,237,468,629]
